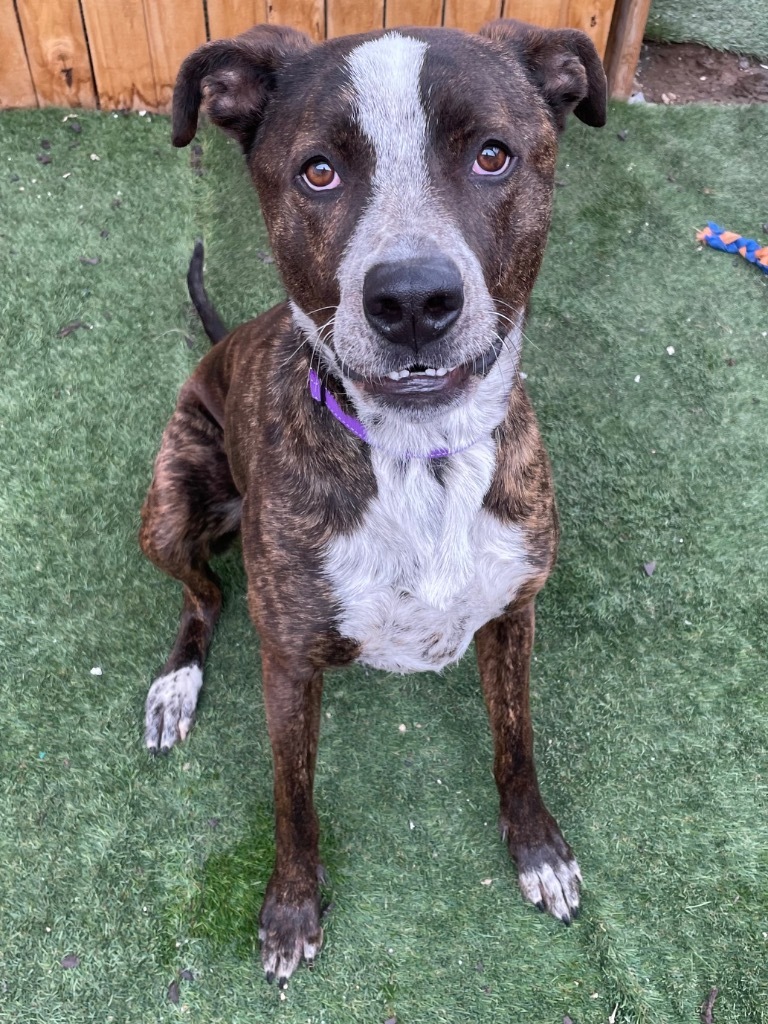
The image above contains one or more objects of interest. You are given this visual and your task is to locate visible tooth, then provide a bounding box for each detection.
[398,369,410,379]
[424,368,437,376]
[386,371,401,380]
[435,367,448,377]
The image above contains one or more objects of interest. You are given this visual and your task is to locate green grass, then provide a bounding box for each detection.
[646,0,768,60]
[1,102,767,1024]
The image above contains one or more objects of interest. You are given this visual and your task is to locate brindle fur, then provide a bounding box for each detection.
[140,18,605,984]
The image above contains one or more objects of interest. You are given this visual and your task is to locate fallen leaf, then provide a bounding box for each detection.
[60,954,80,969]
[36,153,52,165]
[80,256,101,266]
[167,980,180,1004]
[41,138,51,150]
[180,968,194,981]
[617,129,628,141]
[644,561,656,577]
[56,320,91,338]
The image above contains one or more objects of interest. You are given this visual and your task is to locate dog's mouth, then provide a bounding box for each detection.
[347,339,503,404]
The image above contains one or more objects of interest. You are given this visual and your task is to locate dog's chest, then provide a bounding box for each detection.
[324,443,532,673]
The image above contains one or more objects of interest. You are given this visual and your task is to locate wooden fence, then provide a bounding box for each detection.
[1,0,650,111]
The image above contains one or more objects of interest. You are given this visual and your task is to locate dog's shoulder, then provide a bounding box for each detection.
[486,380,559,586]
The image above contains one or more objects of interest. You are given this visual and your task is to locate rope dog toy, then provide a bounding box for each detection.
[696,222,768,275]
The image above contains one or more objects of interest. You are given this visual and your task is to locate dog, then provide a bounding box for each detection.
[140,18,606,986]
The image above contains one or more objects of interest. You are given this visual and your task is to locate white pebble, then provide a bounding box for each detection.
[666,346,675,355]
[90,666,102,676]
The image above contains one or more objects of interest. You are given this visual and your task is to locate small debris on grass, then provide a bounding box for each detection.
[609,1004,619,1024]
[90,666,103,676]
[398,723,406,733]
[634,374,641,382]
[69,121,82,134]
[475,960,484,972]
[700,987,718,1023]
[56,320,91,338]
[36,152,52,165]
[100,229,109,238]
[644,561,657,577]
[180,968,194,981]
[207,817,220,829]
[384,1017,397,1024]
[90,153,100,161]
[666,345,675,355]
[80,256,101,266]
[167,980,180,1004]
[40,138,51,150]
[617,129,628,141]
[726,357,736,366]
[481,877,493,885]
[60,954,80,969]
[628,91,645,104]
[111,197,122,208]
[563,1016,575,1024]
[256,249,275,264]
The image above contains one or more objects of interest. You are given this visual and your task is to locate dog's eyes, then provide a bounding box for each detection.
[301,158,341,191]
[472,141,514,177]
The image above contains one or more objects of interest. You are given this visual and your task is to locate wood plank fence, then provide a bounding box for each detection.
[1,0,650,111]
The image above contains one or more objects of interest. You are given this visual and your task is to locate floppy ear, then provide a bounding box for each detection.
[480,19,607,131]
[172,24,312,150]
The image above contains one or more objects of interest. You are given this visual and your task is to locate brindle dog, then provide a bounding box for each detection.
[140,19,606,985]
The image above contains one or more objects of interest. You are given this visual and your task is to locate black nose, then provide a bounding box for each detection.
[362,257,464,351]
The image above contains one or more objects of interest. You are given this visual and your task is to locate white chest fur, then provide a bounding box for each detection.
[324,438,533,673]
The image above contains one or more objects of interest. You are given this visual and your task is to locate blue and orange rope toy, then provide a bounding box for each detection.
[697,222,768,275]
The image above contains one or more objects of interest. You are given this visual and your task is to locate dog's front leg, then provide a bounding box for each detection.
[258,646,324,986]
[475,601,581,925]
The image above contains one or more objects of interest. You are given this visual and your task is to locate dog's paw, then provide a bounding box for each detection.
[259,878,323,987]
[144,665,202,753]
[504,817,582,925]
[517,847,581,924]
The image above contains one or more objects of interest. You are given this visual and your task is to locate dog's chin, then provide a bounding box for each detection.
[343,340,502,411]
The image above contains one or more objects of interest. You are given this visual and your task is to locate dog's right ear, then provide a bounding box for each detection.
[172,24,312,150]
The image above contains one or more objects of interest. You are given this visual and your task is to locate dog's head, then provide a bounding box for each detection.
[173,21,605,447]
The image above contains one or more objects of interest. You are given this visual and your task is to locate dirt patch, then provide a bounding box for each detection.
[635,42,768,104]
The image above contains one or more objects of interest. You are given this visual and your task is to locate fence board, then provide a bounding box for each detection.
[269,0,324,39]
[504,0,566,29]
[80,0,157,109]
[207,0,267,39]
[565,0,614,53]
[14,0,95,107]
[142,0,206,111]
[326,0,384,37]
[0,0,37,107]
[386,0,443,28]
[443,0,502,32]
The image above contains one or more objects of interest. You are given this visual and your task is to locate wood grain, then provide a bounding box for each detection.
[565,0,616,54]
[269,0,325,39]
[80,0,157,109]
[207,0,268,39]
[604,0,652,95]
[143,0,206,111]
[14,0,95,107]
[326,0,384,37]
[385,0,443,28]
[502,0,566,30]
[0,0,37,107]
[443,0,502,32]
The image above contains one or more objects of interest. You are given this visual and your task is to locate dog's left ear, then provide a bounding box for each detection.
[480,19,607,131]
[172,24,313,150]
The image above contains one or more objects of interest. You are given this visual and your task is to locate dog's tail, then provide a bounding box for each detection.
[187,240,228,345]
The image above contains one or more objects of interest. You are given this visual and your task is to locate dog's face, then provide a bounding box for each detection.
[173,21,605,430]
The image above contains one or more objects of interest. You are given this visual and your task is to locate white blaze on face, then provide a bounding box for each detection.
[345,33,431,218]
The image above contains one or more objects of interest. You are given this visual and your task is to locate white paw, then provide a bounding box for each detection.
[518,854,582,925]
[144,665,203,753]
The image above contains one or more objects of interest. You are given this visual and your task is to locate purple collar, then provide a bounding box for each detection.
[308,367,474,460]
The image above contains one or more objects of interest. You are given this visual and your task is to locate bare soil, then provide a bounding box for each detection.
[635,41,768,104]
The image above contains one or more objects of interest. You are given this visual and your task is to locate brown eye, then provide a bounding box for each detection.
[301,158,341,191]
[473,141,513,176]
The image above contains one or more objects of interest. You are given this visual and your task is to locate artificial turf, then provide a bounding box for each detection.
[646,0,768,61]
[1,101,767,1024]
